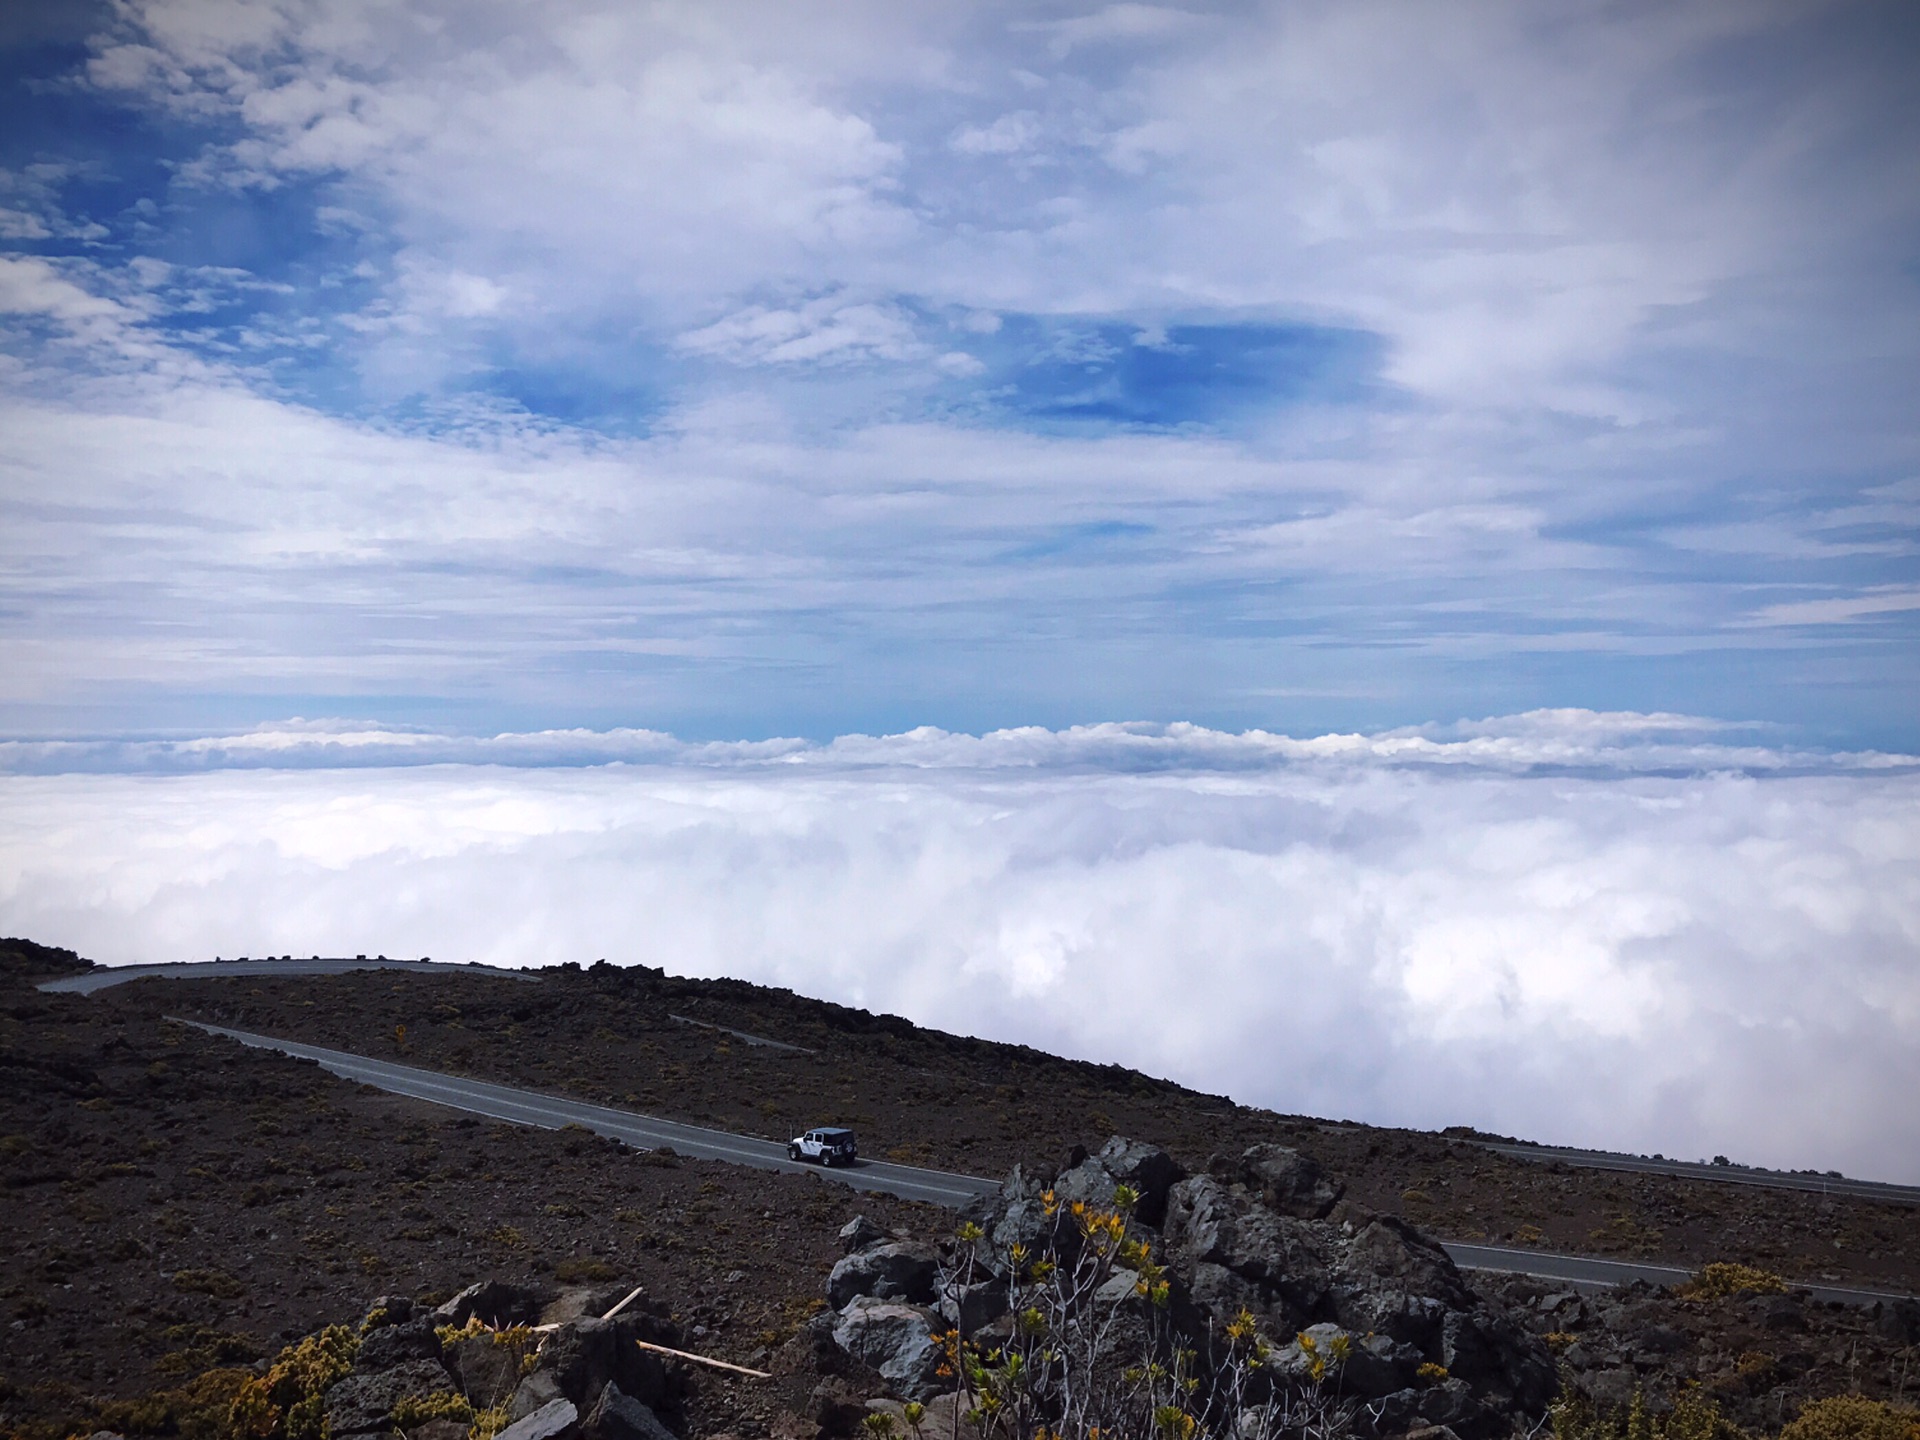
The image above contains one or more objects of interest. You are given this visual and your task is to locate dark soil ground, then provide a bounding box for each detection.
[2,941,1917,1440]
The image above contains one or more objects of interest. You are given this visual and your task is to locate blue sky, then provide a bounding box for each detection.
[2,4,1918,1177]
[0,0,1915,747]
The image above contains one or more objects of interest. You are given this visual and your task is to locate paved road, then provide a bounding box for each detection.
[39,958,539,995]
[1441,1242,1912,1307]
[1471,1141,1920,1208]
[175,1019,995,1209]
[175,1019,1914,1305]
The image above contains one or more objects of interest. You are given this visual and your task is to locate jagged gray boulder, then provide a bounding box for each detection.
[446,1331,524,1407]
[323,1358,454,1435]
[355,1316,443,1371]
[828,1240,940,1309]
[830,1297,946,1401]
[494,1398,580,1440]
[362,1295,414,1328]
[541,1317,620,1407]
[1238,1144,1342,1220]
[962,1162,1060,1277]
[1270,1323,1422,1399]
[437,1279,545,1328]
[938,1278,1010,1337]
[1164,1174,1340,1327]
[839,1215,886,1253]
[1095,1136,1187,1226]
[511,1372,567,1423]
[583,1382,676,1440]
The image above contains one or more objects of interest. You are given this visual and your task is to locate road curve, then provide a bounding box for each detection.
[174,1019,1913,1305]
[41,958,539,995]
[175,1019,995,1209]
[1469,1141,1920,1208]
[54,965,1920,1205]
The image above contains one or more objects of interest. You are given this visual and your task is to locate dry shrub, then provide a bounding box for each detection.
[1679,1264,1788,1301]
[1779,1397,1920,1440]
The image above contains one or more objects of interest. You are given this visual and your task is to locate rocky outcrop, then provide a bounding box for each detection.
[936,1138,1554,1440]
[829,1297,945,1401]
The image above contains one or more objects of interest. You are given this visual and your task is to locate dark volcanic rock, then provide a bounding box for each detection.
[437,1279,546,1328]
[830,1297,944,1401]
[446,1332,524,1407]
[838,1215,886,1253]
[1237,1144,1342,1220]
[356,1316,444,1371]
[324,1358,454,1435]
[827,1240,940,1309]
[1095,1136,1186,1226]
[584,1382,676,1440]
[494,1397,580,1440]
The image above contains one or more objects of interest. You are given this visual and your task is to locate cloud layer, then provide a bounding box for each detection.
[4,714,1915,1182]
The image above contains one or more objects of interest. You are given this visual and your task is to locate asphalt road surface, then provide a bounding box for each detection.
[174,1019,995,1209]
[173,1019,1913,1305]
[41,958,539,995]
[1470,1141,1920,1208]
[1440,1242,1912,1307]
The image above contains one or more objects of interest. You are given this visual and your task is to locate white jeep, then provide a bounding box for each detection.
[788,1126,858,1166]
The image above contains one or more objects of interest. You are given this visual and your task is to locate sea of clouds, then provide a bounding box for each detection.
[3,710,1916,1183]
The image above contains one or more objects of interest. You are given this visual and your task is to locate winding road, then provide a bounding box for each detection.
[170,1018,1912,1308]
[43,960,1916,1305]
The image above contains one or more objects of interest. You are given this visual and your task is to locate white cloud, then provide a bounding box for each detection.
[951,111,1041,156]
[677,294,923,366]
[1,714,1915,1182]
[78,0,1920,413]
[1742,586,1920,627]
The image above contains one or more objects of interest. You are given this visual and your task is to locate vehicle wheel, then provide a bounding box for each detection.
[820,1152,833,1167]
[788,1145,800,1161]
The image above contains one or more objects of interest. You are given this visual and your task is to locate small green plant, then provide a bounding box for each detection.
[171,1268,246,1300]
[468,1399,514,1440]
[1678,1263,1787,1300]
[391,1392,474,1429]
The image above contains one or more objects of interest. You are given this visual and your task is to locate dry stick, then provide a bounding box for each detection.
[528,1282,653,1335]
[632,1338,772,1380]
[600,1283,649,1321]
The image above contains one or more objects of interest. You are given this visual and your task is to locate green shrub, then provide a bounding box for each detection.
[391,1392,474,1429]
[1679,1263,1788,1300]
[92,1367,256,1440]
[1552,1381,1745,1440]
[228,1324,360,1440]
[1779,1397,1920,1440]
[171,1268,246,1299]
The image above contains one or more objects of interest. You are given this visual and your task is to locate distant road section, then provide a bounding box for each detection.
[1471,1140,1920,1208]
[175,1019,995,1209]
[39,957,539,995]
[1440,1242,1912,1307]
